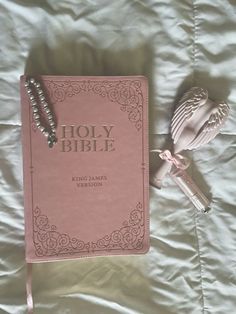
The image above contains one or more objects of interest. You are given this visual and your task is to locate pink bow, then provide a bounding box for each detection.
[158,150,190,170]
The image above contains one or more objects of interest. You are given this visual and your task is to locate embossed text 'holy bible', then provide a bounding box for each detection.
[20,75,149,262]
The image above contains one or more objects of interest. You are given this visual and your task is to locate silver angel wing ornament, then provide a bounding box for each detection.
[171,87,208,146]
[152,86,229,189]
[171,87,229,153]
[186,102,230,150]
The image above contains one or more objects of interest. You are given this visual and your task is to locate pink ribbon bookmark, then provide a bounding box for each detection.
[26,263,34,313]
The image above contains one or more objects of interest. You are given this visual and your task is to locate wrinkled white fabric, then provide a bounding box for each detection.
[0,0,235,313]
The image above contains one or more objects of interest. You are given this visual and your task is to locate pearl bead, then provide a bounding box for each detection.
[26,77,57,146]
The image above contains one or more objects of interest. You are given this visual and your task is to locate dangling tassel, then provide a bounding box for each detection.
[26,263,34,313]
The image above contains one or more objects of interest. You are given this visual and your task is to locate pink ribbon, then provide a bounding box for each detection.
[26,263,33,313]
[158,150,190,170]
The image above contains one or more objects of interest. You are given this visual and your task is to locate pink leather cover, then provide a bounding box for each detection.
[20,75,149,262]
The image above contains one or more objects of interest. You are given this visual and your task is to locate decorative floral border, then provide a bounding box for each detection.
[41,79,144,131]
[29,78,146,258]
[33,203,144,257]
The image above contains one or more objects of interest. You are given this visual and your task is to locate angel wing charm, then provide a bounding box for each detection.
[152,86,229,188]
[183,102,230,150]
[171,87,229,153]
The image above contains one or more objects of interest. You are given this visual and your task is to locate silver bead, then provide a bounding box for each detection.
[33,111,39,117]
[25,79,58,147]
[48,133,57,143]
[48,141,53,148]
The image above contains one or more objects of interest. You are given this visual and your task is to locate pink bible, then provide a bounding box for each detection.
[20,75,150,263]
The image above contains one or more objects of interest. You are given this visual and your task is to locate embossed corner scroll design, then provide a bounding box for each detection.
[91,202,145,252]
[33,202,145,257]
[43,79,144,131]
[33,206,90,257]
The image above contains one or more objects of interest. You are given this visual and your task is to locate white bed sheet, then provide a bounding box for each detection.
[0,0,235,313]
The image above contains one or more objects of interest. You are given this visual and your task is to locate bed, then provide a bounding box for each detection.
[0,0,235,313]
